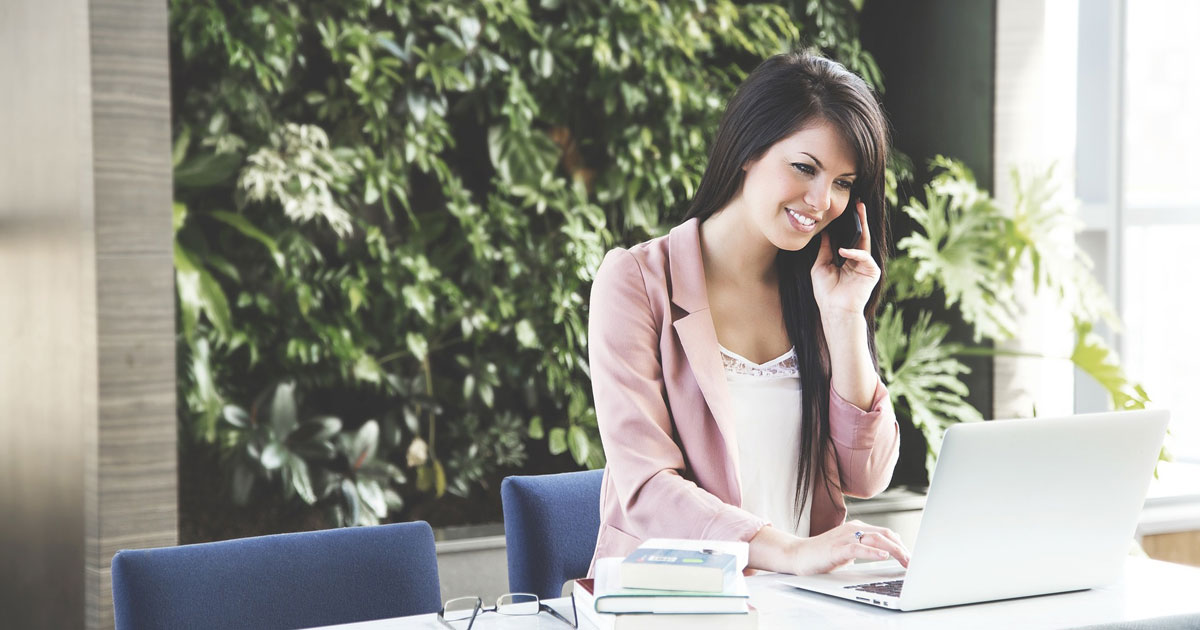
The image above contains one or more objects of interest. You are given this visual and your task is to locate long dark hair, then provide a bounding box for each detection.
[683,51,891,528]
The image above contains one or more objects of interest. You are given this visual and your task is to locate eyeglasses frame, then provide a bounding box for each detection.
[436,591,577,629]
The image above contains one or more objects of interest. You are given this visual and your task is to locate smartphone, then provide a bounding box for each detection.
[829,196,863,267]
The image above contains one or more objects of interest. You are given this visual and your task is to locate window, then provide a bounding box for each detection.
[1076,0,1200,463]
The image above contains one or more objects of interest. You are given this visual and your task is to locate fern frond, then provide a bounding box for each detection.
[898,176,1018,341]
[876,304,983,472]
[1070,319,1150,411]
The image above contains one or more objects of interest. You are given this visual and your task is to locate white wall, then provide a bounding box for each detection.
[992,0,1081,420]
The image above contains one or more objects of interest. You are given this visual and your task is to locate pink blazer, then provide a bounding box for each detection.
[587,218,900,573]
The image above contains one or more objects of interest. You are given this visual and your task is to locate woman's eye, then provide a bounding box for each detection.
[836,180,854,191]
[790,162,815,175]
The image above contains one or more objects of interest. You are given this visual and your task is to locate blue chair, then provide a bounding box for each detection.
[502,469,604,599]
[111,521,441,630]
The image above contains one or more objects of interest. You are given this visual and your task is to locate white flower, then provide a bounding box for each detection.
[406,437,429,468]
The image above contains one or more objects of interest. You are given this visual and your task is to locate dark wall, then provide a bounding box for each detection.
[860,0,997,486]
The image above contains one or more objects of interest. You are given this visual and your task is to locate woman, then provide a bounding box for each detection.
[587,51,910,576]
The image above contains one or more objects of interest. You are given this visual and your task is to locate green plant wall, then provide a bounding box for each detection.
[171,0,1151,536]
[173,0,846,533]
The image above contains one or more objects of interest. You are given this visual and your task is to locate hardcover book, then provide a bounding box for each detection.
[572,576,757,630]
[620,548,737,592]
[591,557,749,614]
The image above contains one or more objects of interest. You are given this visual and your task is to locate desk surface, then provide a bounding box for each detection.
[309,557,1200,630]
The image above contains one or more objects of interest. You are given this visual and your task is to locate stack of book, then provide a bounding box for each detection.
[572,539,758,629]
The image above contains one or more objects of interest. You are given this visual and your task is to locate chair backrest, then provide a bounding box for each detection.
[111,521,441,630]
[501,469,604,599]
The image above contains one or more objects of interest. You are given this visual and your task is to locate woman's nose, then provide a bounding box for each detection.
[804,182,832,212]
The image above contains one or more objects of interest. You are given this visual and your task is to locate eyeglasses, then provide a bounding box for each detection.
[437,592,577,629]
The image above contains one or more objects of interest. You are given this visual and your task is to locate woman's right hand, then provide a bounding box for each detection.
[790,520,911,575]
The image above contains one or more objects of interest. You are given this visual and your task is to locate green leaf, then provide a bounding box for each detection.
[347,282,365,313]
[585,442,606,470]
[340,478,360,525]
[548,427,567,455]
[528,416,544,440]
[897,165,1017,342]
[288,415,342,444]
[433,458,447,497]
[416,464,433,493]
[222,405,249,428]
[406,332,429,362]
[1071,320,1151,411]
[375,34,407,61]
[288,456,317,504]
[515,319,539,348]
[406,91,428,123]
[352,419,380,468]
[172,125,191,168]
[1006,165,1118,328]
[402,406,421,434]
[357,479,387,517]
[174,150,242,188]
[567,424,589,465]
[353,354,383,384]
[186,337,222,442]
[210,210,286,269]
[384,488,405,512]
[876,304,982,471]
[261,442,286,470]
[175,242,233,339]
[487,125,560,189]
[308,415,343,441]
[531,48,554,78]
[270,381,298,437]
[172,201,188,234]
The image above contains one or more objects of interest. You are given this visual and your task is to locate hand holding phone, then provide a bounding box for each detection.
[829,197,863,268]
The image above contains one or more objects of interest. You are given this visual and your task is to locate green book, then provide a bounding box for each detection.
[592,557,749,614]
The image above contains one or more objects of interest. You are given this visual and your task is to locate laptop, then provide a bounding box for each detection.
[783,409,1169,611]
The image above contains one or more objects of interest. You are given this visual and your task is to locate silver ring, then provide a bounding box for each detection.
[854,530,865,542]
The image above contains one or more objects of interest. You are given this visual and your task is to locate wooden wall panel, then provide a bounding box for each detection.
[87,0,176,629]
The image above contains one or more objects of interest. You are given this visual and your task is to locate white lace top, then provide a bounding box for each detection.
[720,344,812,537]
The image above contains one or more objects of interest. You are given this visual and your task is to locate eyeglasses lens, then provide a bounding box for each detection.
[441,596,482,622]
[496,593,540,615]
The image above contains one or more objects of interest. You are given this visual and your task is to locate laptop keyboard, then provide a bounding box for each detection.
[845,579,904,597]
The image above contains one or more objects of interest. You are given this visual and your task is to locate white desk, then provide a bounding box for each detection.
[309,557,1200,630]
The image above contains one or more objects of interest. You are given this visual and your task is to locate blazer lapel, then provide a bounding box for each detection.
[668,219,743,502]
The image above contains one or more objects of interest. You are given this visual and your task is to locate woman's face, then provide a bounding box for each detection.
[738,120,858,251]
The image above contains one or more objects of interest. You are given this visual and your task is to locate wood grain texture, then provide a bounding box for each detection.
[85,0,177,629]
[1142,531,1200,568]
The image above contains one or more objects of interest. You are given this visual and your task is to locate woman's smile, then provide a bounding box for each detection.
[785,206,820,233]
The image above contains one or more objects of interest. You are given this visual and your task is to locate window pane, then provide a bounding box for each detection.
[1122,225,1200,461]
[1124,0,1200,207]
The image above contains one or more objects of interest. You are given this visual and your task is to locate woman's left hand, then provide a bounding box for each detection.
[811,200,880,320]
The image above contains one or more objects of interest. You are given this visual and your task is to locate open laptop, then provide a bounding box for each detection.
[783,409,1169,611]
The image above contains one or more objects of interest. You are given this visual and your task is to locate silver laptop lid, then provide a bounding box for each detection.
[900,409,1169,610]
